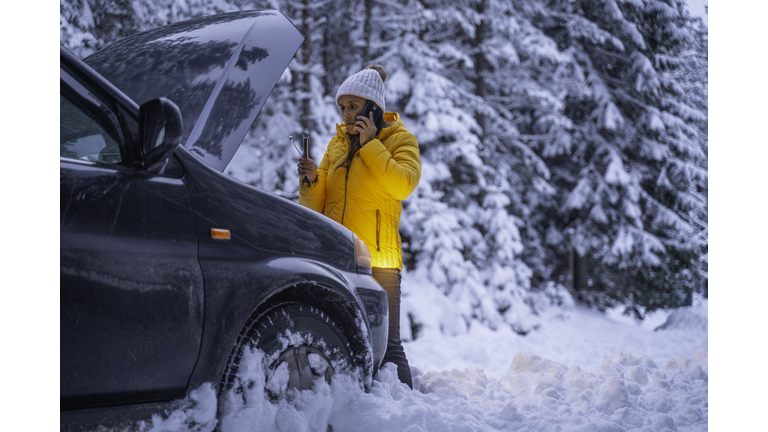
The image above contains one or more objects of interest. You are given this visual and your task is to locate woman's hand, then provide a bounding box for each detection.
[355,112,377,146]
[297,157,317,183]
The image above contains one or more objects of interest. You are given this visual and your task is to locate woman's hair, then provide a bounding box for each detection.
[338,133,363,172]
[335,65,391,172]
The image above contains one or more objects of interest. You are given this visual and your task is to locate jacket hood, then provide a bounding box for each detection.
[84,11,304,171]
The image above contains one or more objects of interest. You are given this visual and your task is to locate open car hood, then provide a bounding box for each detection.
[85,11,304,171]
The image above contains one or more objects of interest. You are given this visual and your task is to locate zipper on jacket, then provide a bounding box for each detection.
[340,132,353,225]
[375,210,381,252]
[340,165,350,225]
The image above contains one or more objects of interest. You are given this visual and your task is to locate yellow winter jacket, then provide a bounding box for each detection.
[299,112,421,269]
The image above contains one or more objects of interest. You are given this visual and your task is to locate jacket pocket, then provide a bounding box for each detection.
[375,209,381,252]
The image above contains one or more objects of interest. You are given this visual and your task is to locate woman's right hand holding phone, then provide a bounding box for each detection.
[297,157,317,183]
[356,111,377,146]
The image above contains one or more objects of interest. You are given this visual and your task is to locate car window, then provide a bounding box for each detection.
[60,83,122,164]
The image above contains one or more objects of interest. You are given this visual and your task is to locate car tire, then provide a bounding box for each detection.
[220,302,357,403]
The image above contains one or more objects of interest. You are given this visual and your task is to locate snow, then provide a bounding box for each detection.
[119,294,707,432]
[53,1,715,428]
[684,0,708,25]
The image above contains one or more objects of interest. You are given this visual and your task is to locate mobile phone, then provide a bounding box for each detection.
[361,100,384,136]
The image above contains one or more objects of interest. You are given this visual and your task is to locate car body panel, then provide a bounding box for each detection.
[172,147,388,387]
[60,10,389,429]
[60,158,204,408]
[84,10,304,172]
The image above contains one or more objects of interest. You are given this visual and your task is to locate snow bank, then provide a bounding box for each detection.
[91,296,708,432]
[404,295,708,378]
[140,348,707,432]
[654,294,708,333]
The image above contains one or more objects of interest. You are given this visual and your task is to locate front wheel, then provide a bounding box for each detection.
[220,302,358,403]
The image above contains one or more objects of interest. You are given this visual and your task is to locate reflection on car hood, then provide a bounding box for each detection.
[85,11,304,171]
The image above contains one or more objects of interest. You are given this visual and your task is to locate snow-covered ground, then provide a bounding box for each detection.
[127,293,707,432]
[403,295,707,379]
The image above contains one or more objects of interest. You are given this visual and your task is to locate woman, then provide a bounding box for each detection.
[297,64,421,388]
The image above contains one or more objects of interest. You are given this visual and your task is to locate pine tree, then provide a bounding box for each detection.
[60,0,708,329]
[466,0,579,326]
[382,0,570,334]
[60,0,100,57]
[519,0,708,315]
[222,0,338,198]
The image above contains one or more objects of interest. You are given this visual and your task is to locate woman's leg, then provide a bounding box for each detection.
[371,267,412,389]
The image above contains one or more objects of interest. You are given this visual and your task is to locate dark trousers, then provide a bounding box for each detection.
[371,267,413,389]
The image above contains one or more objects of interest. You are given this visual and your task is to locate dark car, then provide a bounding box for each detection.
[60,10,388,430]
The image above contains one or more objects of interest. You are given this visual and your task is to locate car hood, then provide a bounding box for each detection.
[85,11,304,171]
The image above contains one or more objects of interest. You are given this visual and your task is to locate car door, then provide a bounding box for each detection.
[60,62,204,409]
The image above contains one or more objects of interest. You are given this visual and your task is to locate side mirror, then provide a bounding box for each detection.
[138,98,183,172]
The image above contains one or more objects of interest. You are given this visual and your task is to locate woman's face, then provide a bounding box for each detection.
[338,95,367,135]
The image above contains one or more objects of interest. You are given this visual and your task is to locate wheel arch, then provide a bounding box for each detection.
[215,279,374,396]
[187,257,377,395]
[247,281,372,373]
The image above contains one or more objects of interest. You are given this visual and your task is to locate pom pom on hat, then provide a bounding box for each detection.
[336,64,387,112]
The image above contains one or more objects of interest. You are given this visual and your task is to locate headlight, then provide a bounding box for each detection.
[353,234,372,269]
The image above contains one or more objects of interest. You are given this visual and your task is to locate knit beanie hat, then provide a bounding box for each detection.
[335,65,387,112]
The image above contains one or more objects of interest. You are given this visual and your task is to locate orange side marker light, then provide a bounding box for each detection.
[211,228,231,240]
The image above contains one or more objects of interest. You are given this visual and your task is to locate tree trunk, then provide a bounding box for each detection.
[363,0,373,64]
[570,248,589,291]
[301,0,313,148]
[323,7,331,95]
[474,0,488,139]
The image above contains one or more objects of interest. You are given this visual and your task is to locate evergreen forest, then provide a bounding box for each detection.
[61,0,708,335]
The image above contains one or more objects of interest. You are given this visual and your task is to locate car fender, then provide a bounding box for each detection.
[175,147,388,390]
[187,256,386,391]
